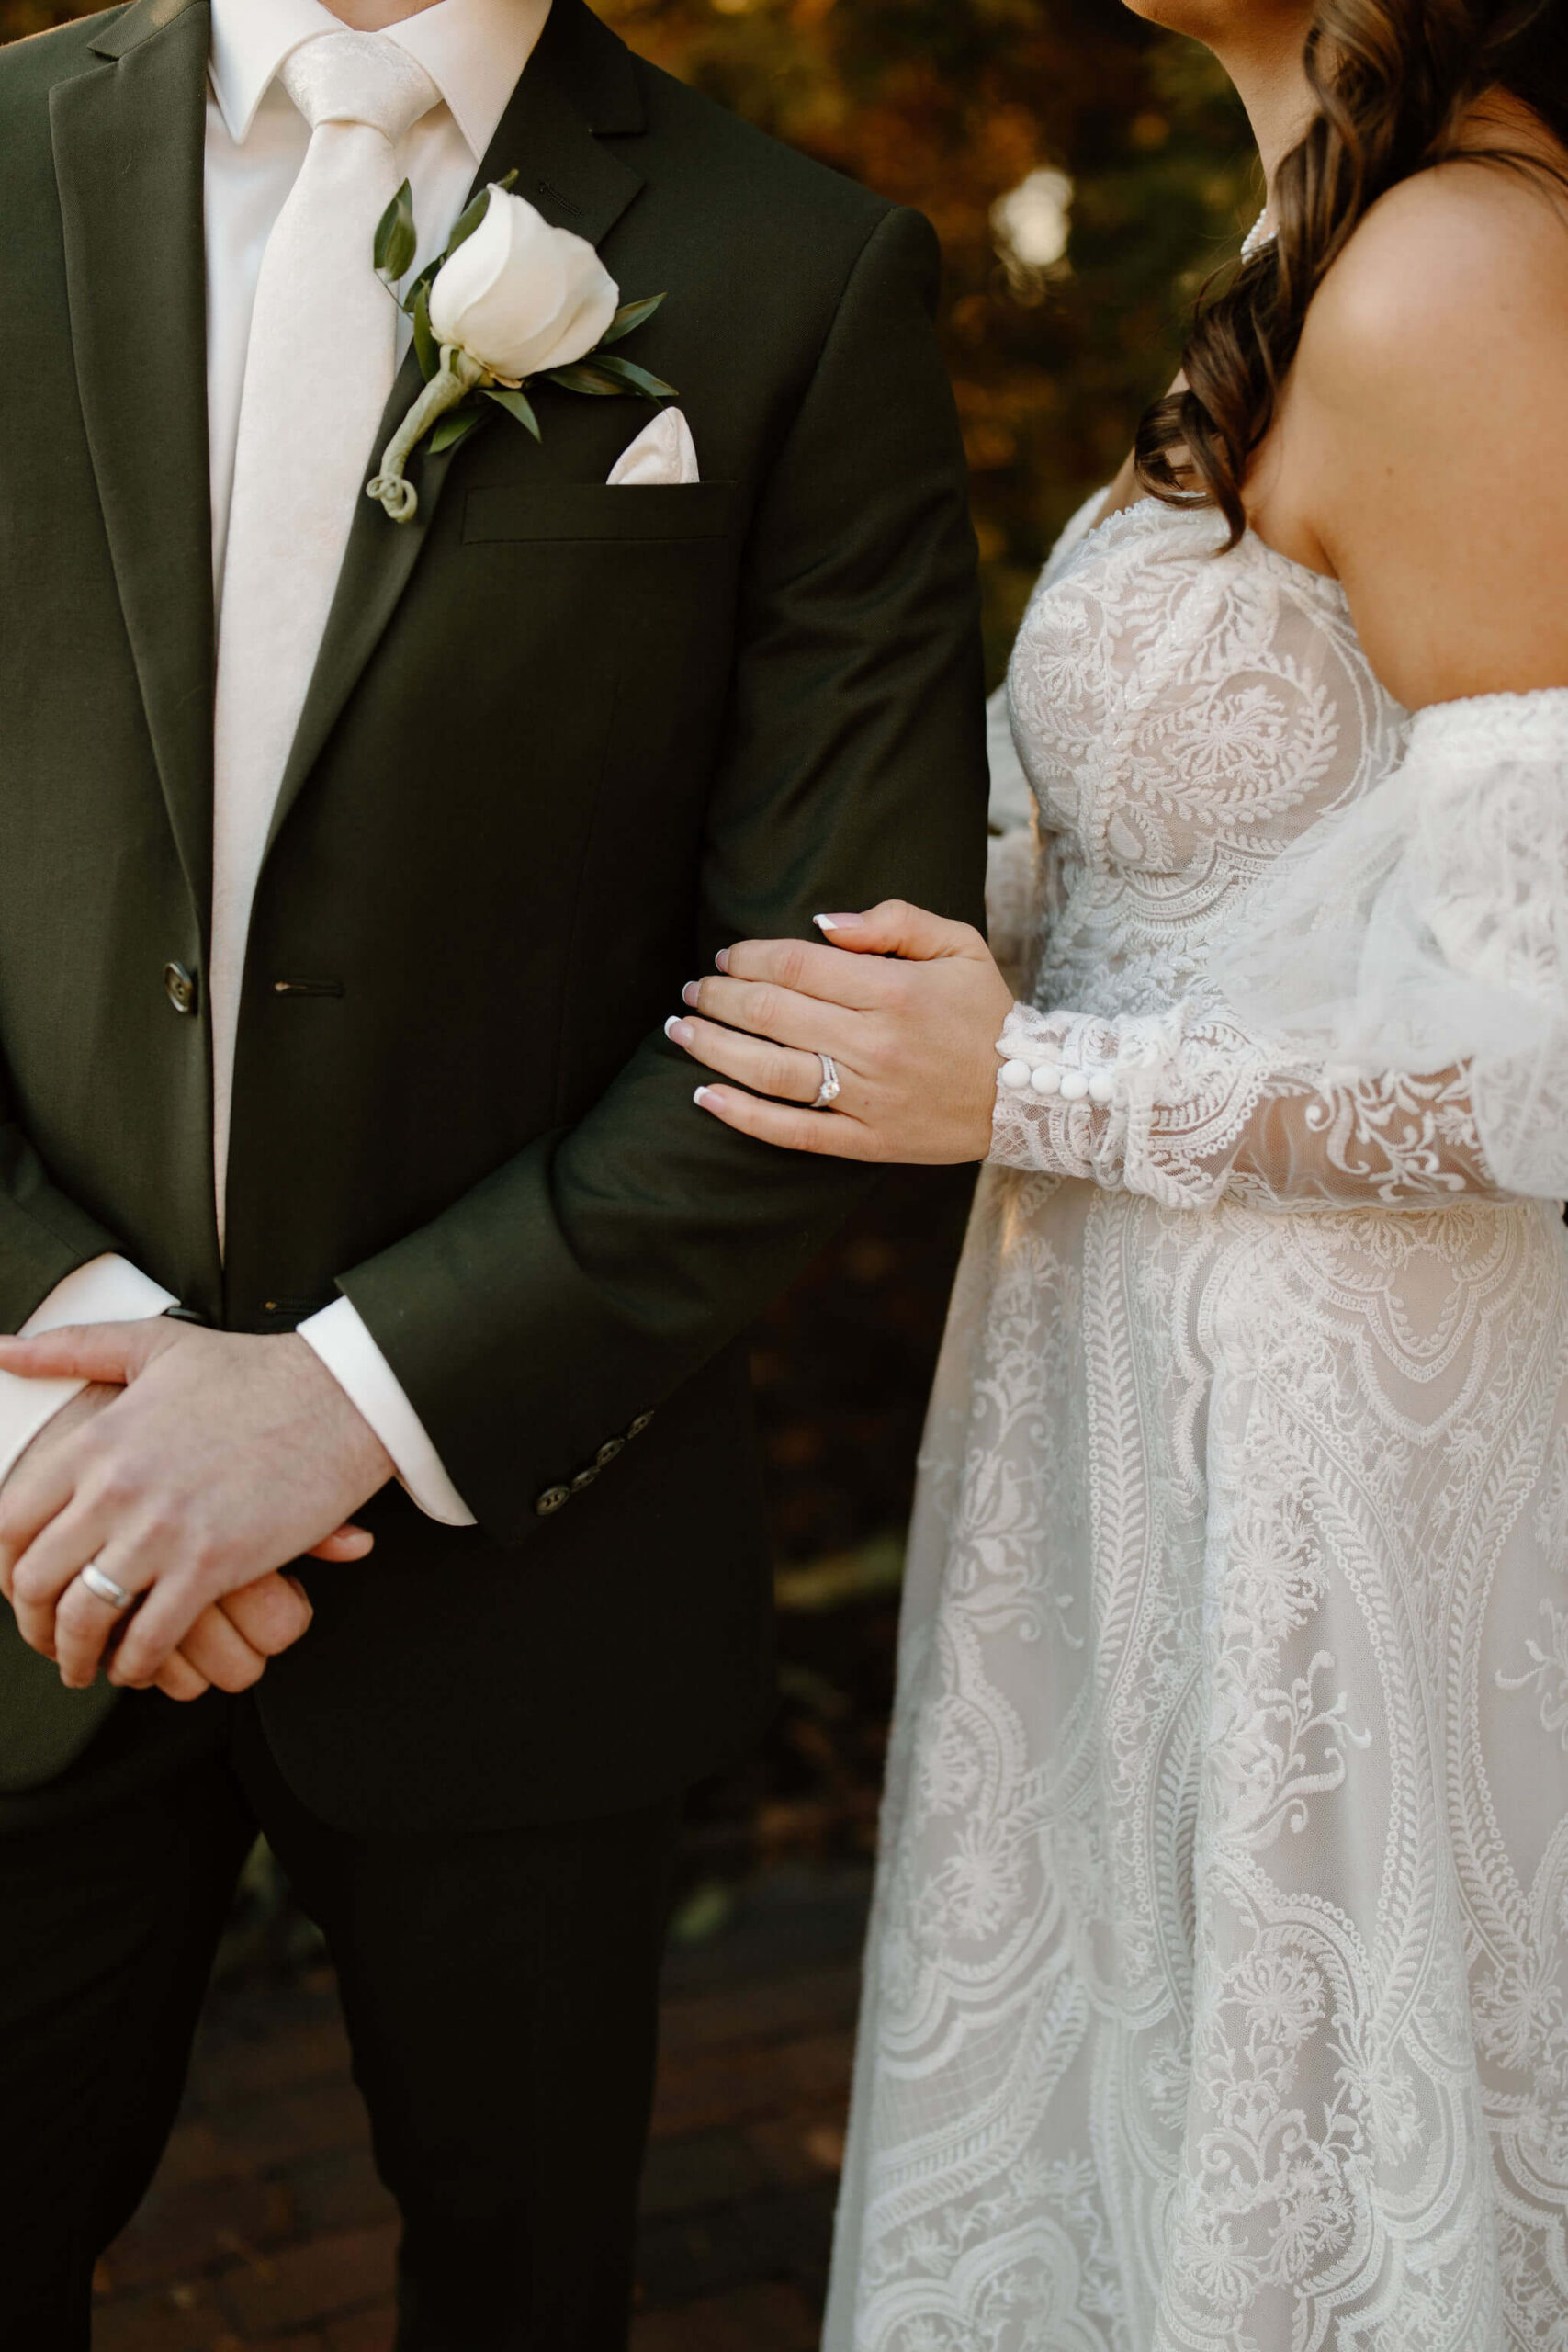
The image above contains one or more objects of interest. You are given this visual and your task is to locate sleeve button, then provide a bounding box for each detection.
[536,1485,571,1518]
[596,1439,626,1468]
[570,1467,600,1493]
[626,1412,655,1438]
[164,961,198,1015]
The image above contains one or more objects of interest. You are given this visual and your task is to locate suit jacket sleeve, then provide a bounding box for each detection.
[0,1055,122,1334]
[337,203,990,1545]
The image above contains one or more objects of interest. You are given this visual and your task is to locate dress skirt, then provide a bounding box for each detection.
[825,1166,1568,2352]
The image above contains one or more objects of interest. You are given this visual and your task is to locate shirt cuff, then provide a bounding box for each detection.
[0,1254,178,1491]
[297,1296,477,1529]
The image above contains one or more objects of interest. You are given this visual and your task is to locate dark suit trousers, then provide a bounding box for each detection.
[0,1690,682,2350]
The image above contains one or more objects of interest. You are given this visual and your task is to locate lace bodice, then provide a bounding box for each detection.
[988,496,1568,1208]
[1016,495,1405,1022]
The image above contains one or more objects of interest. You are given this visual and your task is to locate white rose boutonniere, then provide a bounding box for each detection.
[366,172,677,524]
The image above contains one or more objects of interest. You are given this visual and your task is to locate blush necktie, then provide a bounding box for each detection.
[210,32,440,1238]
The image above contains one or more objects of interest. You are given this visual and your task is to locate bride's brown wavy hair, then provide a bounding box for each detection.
[1135,0,1568,543]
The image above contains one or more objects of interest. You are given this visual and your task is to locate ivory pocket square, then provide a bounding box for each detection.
[606,409,701,487]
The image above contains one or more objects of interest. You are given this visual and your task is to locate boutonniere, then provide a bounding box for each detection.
[365,172,677,524]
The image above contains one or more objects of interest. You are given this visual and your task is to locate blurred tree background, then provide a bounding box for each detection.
[1,0,1256,1921]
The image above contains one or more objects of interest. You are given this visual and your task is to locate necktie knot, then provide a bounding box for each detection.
[281,30,440,146]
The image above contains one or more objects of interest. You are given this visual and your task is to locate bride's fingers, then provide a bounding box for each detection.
[812,903,986,962]
[665,1016,849,1107]
[708,933,893,1010]
[692,1083,881,1159]
[681,973,863,1058]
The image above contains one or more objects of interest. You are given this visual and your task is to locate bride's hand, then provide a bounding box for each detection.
[669,901,1014,1163]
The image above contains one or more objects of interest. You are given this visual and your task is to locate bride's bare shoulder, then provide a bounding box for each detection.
[1296,151,1568,413]
[1286,149,1568,705]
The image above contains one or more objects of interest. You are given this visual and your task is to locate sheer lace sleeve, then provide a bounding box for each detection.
[988,691,1568,1207]
[985,686,1043,997]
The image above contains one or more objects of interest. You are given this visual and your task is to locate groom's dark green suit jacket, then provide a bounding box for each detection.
[0,0,987,1826]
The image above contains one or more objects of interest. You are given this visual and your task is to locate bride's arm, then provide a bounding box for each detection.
[671,693,1564,1209]
[671,163,1568,1202]
[989,694,1566,1208]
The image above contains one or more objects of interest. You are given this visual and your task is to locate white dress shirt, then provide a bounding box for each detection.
[0,0,553,1524]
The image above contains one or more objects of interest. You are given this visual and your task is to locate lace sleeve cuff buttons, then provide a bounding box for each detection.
[997,1046,1115,1105]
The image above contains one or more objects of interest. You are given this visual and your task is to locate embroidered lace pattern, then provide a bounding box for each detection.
[823,497,1568,2352]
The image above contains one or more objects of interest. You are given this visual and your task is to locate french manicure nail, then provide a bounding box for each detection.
[815,912,864,933]
[682,982,700,1007]
[716,948,731,973]
[665,1017,695,1046]
[694,1086,721,1109]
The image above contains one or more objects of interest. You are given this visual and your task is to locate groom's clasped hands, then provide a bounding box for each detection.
[0,1317,394,1699]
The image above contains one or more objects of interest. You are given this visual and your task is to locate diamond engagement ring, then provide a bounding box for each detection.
[79,1561,132,1612]
[812,1053,842,1111]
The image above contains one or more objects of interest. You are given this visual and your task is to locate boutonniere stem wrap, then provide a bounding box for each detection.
[366,172,678,524]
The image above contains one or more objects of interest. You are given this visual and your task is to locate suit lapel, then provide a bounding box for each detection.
[265,0,648,863]
[52,0,215,922]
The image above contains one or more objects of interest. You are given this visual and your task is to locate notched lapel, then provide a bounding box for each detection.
[52,0,215,921]
[266,0,649,862]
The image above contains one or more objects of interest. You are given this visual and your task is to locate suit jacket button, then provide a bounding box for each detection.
[571,1467,599,1493]
[164,961,198,1015]
[536,1486,571,1518]
[596,1439,626,1469]
[626,1412,655,1438]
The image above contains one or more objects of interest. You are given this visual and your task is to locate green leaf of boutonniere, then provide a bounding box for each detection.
[543,355,678,401]
[428,406,489,457]
[402,254,441,320]
[587,354,680,401]
[541,360,631,398]
[412,282,440,384]
[374,179,418,288]
[599,293,667,347]
[443,167,521,267]
[481,384,543,441]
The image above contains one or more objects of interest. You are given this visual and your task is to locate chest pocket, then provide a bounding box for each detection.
[462,482,740,544]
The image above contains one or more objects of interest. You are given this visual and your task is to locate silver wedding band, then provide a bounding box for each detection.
[79,1561,132,1612]
[812,1052,842,1112]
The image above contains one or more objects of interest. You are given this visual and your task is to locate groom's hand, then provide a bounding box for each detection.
[0,1320,393,1690]
[0,1383,321,1700]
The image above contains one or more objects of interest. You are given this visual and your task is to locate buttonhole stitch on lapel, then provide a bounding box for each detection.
[535,179,582,217]
[272,978,345,998]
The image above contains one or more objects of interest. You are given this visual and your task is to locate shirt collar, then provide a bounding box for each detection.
[209,0,553,157]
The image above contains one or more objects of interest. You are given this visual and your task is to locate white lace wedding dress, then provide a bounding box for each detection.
[823,492,1568,2352]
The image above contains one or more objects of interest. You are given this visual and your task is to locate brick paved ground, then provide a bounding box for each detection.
[90,1863,871,2352]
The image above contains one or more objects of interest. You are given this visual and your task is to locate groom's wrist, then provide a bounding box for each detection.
[297,1299,476,1528]
[276,1334,396,1495]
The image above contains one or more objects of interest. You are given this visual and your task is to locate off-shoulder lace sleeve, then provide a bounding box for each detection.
[988,691,1568,1207]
